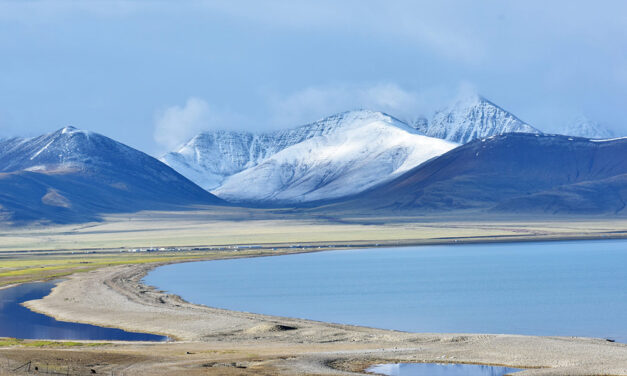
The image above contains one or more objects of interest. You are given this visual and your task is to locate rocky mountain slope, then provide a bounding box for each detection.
[0,127,223,223]
[330,133,627,215]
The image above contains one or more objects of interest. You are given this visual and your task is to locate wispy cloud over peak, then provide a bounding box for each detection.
[154,97,219,150]
[266,83,456,128]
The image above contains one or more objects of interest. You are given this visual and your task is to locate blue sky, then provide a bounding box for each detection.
[1,1,626,154]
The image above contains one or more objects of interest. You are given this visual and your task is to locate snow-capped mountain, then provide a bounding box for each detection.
[160,125,324,191]
[161,96,544,204]
[556,116,614,139]
[161,131,261,191]
[415,95,541,144]
[161,110,423,191]
[0,126,140,173]
[212,111,457,203]
[0,126,222,223]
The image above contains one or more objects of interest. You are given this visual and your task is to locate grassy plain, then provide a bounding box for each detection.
[2,208,627,287]
[3,208,627,251]
[0,253,210,287]
[0,338,107,348]
[0,209,627,375]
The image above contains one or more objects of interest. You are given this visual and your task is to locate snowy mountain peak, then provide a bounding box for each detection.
[160,110,420,191]
[0,127,138,174]
[160,99,544,204]
[302,109,414,134]
[0,127,223,223]
[213,118,457,203]
[56,125,92,137]
[425,95,541,144]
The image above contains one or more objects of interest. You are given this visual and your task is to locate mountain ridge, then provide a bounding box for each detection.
[326,133,627,214]
[414,95,541,143]
[161,96,546,204]
[213,113,456,203]
[160,110,412,191]
[0,126,224,223]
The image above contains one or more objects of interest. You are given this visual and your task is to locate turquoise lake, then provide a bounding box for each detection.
[144,240,627,342]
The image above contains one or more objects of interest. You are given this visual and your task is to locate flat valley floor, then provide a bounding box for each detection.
[1,209,626,375]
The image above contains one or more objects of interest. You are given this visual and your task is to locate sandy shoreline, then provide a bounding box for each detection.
[19,252,627,376]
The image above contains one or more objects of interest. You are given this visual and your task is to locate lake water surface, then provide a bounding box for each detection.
[1,281,167,341]
[144,240,627,342]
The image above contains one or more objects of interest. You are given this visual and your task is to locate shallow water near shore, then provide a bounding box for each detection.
[145,239,627,342]
[2,281,167,341]
[367,363,522,376]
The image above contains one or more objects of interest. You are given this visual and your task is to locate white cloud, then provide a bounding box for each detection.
[267,83,456,128]
[154,97,240,151]
[152,85,458,151]
[154,83,478,145]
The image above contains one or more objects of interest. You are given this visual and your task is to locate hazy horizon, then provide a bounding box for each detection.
[1,1,626,155]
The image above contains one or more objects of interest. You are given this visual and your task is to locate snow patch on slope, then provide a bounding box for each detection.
[160,110,414,191]
[213,116,456,203]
